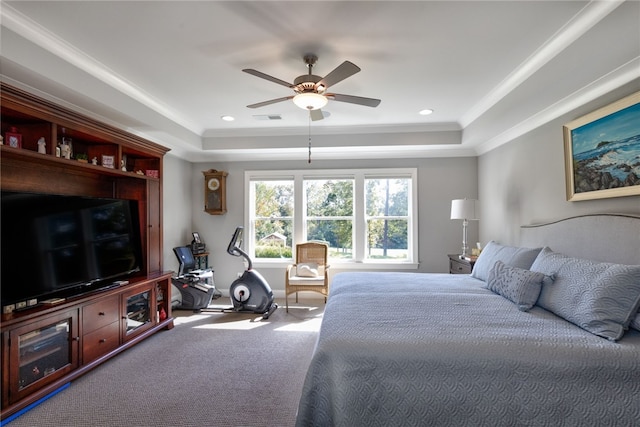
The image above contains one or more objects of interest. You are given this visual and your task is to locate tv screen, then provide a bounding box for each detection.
[1,191,143,306]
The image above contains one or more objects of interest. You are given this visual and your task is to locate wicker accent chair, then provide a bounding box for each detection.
[285,242,330,312]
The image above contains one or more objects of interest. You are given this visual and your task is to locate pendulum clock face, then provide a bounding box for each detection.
[203,170,227,215]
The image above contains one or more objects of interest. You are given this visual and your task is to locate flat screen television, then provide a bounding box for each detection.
[1,190,143,307]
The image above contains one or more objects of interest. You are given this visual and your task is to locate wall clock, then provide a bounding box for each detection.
[203,169,228,215]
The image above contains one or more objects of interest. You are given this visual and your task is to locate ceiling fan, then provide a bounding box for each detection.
[243,54,381,121]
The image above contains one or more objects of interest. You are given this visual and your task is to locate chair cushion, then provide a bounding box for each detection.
[297,263,319,277]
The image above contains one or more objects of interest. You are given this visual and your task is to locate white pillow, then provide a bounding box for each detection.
[296,263,319,277]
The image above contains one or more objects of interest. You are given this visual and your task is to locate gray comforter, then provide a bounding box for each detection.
[296,272,640,426]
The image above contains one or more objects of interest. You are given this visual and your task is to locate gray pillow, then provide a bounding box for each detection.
[486,260,552,311]
[531,247,640,341]
[471,241,542,282]
[631,311,640,332]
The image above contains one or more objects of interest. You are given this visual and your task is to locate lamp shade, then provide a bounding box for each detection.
[450,199,479,220]
[293,92,328,110]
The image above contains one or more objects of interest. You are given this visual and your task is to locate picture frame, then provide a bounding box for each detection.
[192,232,201,244]
[101,154,115,169]
[563,91,640,201]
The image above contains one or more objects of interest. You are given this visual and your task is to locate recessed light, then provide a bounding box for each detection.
[221,115,235,122]
[419,109,434,116]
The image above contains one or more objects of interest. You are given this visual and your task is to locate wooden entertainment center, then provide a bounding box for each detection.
[0,83,174,419]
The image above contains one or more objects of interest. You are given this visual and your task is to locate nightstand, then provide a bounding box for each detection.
[448,254,476,274]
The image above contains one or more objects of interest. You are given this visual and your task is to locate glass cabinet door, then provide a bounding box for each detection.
[123,287,154,340]
[9,310,78,403]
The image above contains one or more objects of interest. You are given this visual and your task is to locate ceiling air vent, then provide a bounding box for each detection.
[253,114,282,121]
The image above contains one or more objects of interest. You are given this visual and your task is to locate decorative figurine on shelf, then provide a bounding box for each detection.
[60,141,71,159]
[55,143,61,157]
[37,137,46,154]
[92,157,98,165]
[60,127,73,158]
[121,159,127,171]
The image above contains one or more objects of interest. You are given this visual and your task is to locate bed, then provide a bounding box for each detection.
[295,214,640,426]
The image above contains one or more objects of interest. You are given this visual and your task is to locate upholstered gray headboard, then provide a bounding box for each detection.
[520,214,640,265]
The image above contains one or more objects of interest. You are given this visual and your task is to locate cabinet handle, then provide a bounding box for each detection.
[74,336,80,341]
[100,338,107,343]
[98,312,105,316]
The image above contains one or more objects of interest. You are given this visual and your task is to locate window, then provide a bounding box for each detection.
[246,169,417,267]
[365,177,410,261]
[305,178,354,260]
[250,179,294,259]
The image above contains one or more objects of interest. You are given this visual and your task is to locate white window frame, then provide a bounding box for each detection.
[245,168,418,270]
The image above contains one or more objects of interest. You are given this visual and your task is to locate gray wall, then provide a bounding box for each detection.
[478,79,640,247]
[162,154,195,273]
[163,156,477,295]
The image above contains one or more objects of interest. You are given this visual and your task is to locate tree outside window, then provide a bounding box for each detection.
[365,178,409,260]
[305,179,354,259]
[252,180,293,258]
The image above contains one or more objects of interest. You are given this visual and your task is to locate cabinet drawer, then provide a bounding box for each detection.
[450,259,472,274]
[82,321,120,364]
[82,296,119,334]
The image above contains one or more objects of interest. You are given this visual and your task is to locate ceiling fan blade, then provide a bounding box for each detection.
[243,69,294,88]
[247,96,293,109]
[310,109,324,121]
[326,93,381,107]
[317,61,360,89]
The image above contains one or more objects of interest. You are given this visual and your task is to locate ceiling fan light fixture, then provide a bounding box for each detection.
[293,92,328,110]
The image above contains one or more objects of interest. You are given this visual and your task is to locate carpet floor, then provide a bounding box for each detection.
[5,300,324,427]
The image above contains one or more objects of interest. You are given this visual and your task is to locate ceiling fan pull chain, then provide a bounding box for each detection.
[308,113,312,163]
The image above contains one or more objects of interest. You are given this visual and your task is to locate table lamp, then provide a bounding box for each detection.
[450,199,479,259]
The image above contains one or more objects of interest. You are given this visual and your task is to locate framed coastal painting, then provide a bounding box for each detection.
[563,91,640,201]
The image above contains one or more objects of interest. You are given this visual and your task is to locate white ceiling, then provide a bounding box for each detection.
[1,1,639,162]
